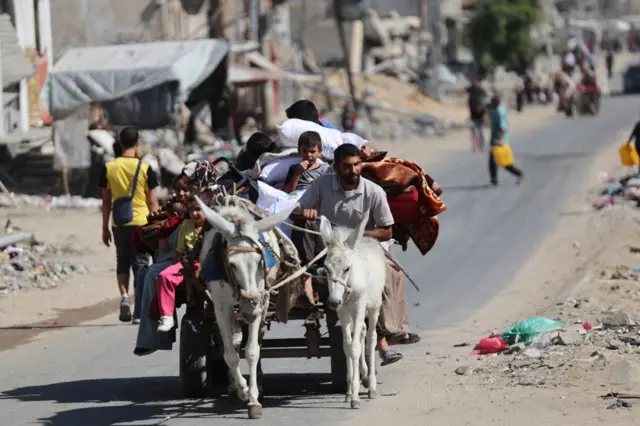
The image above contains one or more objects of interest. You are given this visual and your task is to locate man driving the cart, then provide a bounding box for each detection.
[290,143,420,366]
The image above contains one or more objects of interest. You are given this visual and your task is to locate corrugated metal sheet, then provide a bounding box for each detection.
[0,14,35,88]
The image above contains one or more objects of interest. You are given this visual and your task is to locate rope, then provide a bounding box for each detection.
[208,195,420,292]
[282,220,322,236]
[268,247,328,293]
[281,219,421,292]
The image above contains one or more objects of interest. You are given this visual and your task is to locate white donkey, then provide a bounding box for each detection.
[318,213,386,408]
[196,197,295,419]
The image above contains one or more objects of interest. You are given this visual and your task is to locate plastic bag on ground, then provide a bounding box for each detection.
[501,317,564,345]
[471,335,509,355]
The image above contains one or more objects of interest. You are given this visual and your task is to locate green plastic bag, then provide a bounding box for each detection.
[501,317,564,345]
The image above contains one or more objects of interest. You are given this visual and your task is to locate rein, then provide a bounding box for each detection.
[222,235,270,303]
[281,220,421,293]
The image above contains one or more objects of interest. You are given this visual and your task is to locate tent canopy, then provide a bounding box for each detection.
[44,39,229,124]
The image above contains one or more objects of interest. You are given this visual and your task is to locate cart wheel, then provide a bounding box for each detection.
[329,324,348,393]
[207,342,229,397]
[179,310,208,398]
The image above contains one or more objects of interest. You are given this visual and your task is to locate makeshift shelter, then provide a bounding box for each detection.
[41,39,230,170]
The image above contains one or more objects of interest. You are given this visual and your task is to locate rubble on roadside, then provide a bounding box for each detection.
[0,194,103,210]
[593,173,640,210]
[453,278,640,397]
[0,232,90,294]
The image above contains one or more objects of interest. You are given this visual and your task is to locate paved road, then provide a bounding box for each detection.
[1,89,639,426]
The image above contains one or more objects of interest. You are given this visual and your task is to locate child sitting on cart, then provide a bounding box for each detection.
[156,192,212,332]
[283,131,330,307]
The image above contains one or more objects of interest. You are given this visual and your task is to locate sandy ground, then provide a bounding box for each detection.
[0,207,120,331]
[348,129,640,425]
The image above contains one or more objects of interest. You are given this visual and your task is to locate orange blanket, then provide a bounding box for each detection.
[362,157,446,217]
[362,154,446,255]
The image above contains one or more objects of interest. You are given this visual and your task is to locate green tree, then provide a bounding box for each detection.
[464,0,542,76]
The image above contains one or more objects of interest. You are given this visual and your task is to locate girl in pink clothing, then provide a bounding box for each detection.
[156,194,208,332]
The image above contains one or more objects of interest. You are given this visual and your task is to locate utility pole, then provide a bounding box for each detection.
[332,0,357,107]
[428,0,443,100]
[418,0,429,71]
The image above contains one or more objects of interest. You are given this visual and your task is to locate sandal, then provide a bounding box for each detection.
[380,349,403,366]
[390,332,421,345]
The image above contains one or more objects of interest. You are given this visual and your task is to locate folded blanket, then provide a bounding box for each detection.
[361,154,445,255]
[362,157,446,217]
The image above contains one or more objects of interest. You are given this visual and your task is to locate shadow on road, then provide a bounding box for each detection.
[0,373,341,425]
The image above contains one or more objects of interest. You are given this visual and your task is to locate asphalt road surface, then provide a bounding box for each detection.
[1,88,639,426]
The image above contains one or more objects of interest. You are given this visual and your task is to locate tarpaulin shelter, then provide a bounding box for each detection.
[41,39,230,170]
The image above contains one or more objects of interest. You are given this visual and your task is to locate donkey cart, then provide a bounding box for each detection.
[178,283,348,399]
[174,190,348,403]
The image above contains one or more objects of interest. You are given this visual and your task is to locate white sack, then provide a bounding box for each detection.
[277,119,344,161]
[341,132,371,150]
[256,152,326,186]
[87,129,115,155]
[256,181,305,238]
[157,148,186,176]
[259,156,304,185]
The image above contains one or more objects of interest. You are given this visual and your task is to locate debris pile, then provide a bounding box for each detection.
[455,289,640,410]
[0,233,89,293]
[593,174,640,210]
[362,10,423,82]
[0,194,103,210]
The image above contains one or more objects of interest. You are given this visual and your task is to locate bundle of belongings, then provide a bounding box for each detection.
[234,116,445,255]
[232,118,373,237]
[131,196,188,258]
[361,154,446,255]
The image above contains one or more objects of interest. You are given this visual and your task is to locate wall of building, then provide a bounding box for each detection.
[49,0,209,61]
[368,0,462,19]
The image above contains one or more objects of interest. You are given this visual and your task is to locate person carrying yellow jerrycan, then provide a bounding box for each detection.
[488,95,523,187]
[625,118,640,174]
[493,144,515,167]
[619,142,640,167]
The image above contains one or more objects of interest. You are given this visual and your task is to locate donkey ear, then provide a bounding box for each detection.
[346,211,369,249]
[319,216,333,245]
[254,204,297,235]
[195,195,236,239]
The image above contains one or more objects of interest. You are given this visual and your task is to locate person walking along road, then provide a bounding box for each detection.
[606,47,615,80]
[626,113,640,174]
[466,77,487,152]
[99,127,159,323]
[488,95,524,187]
